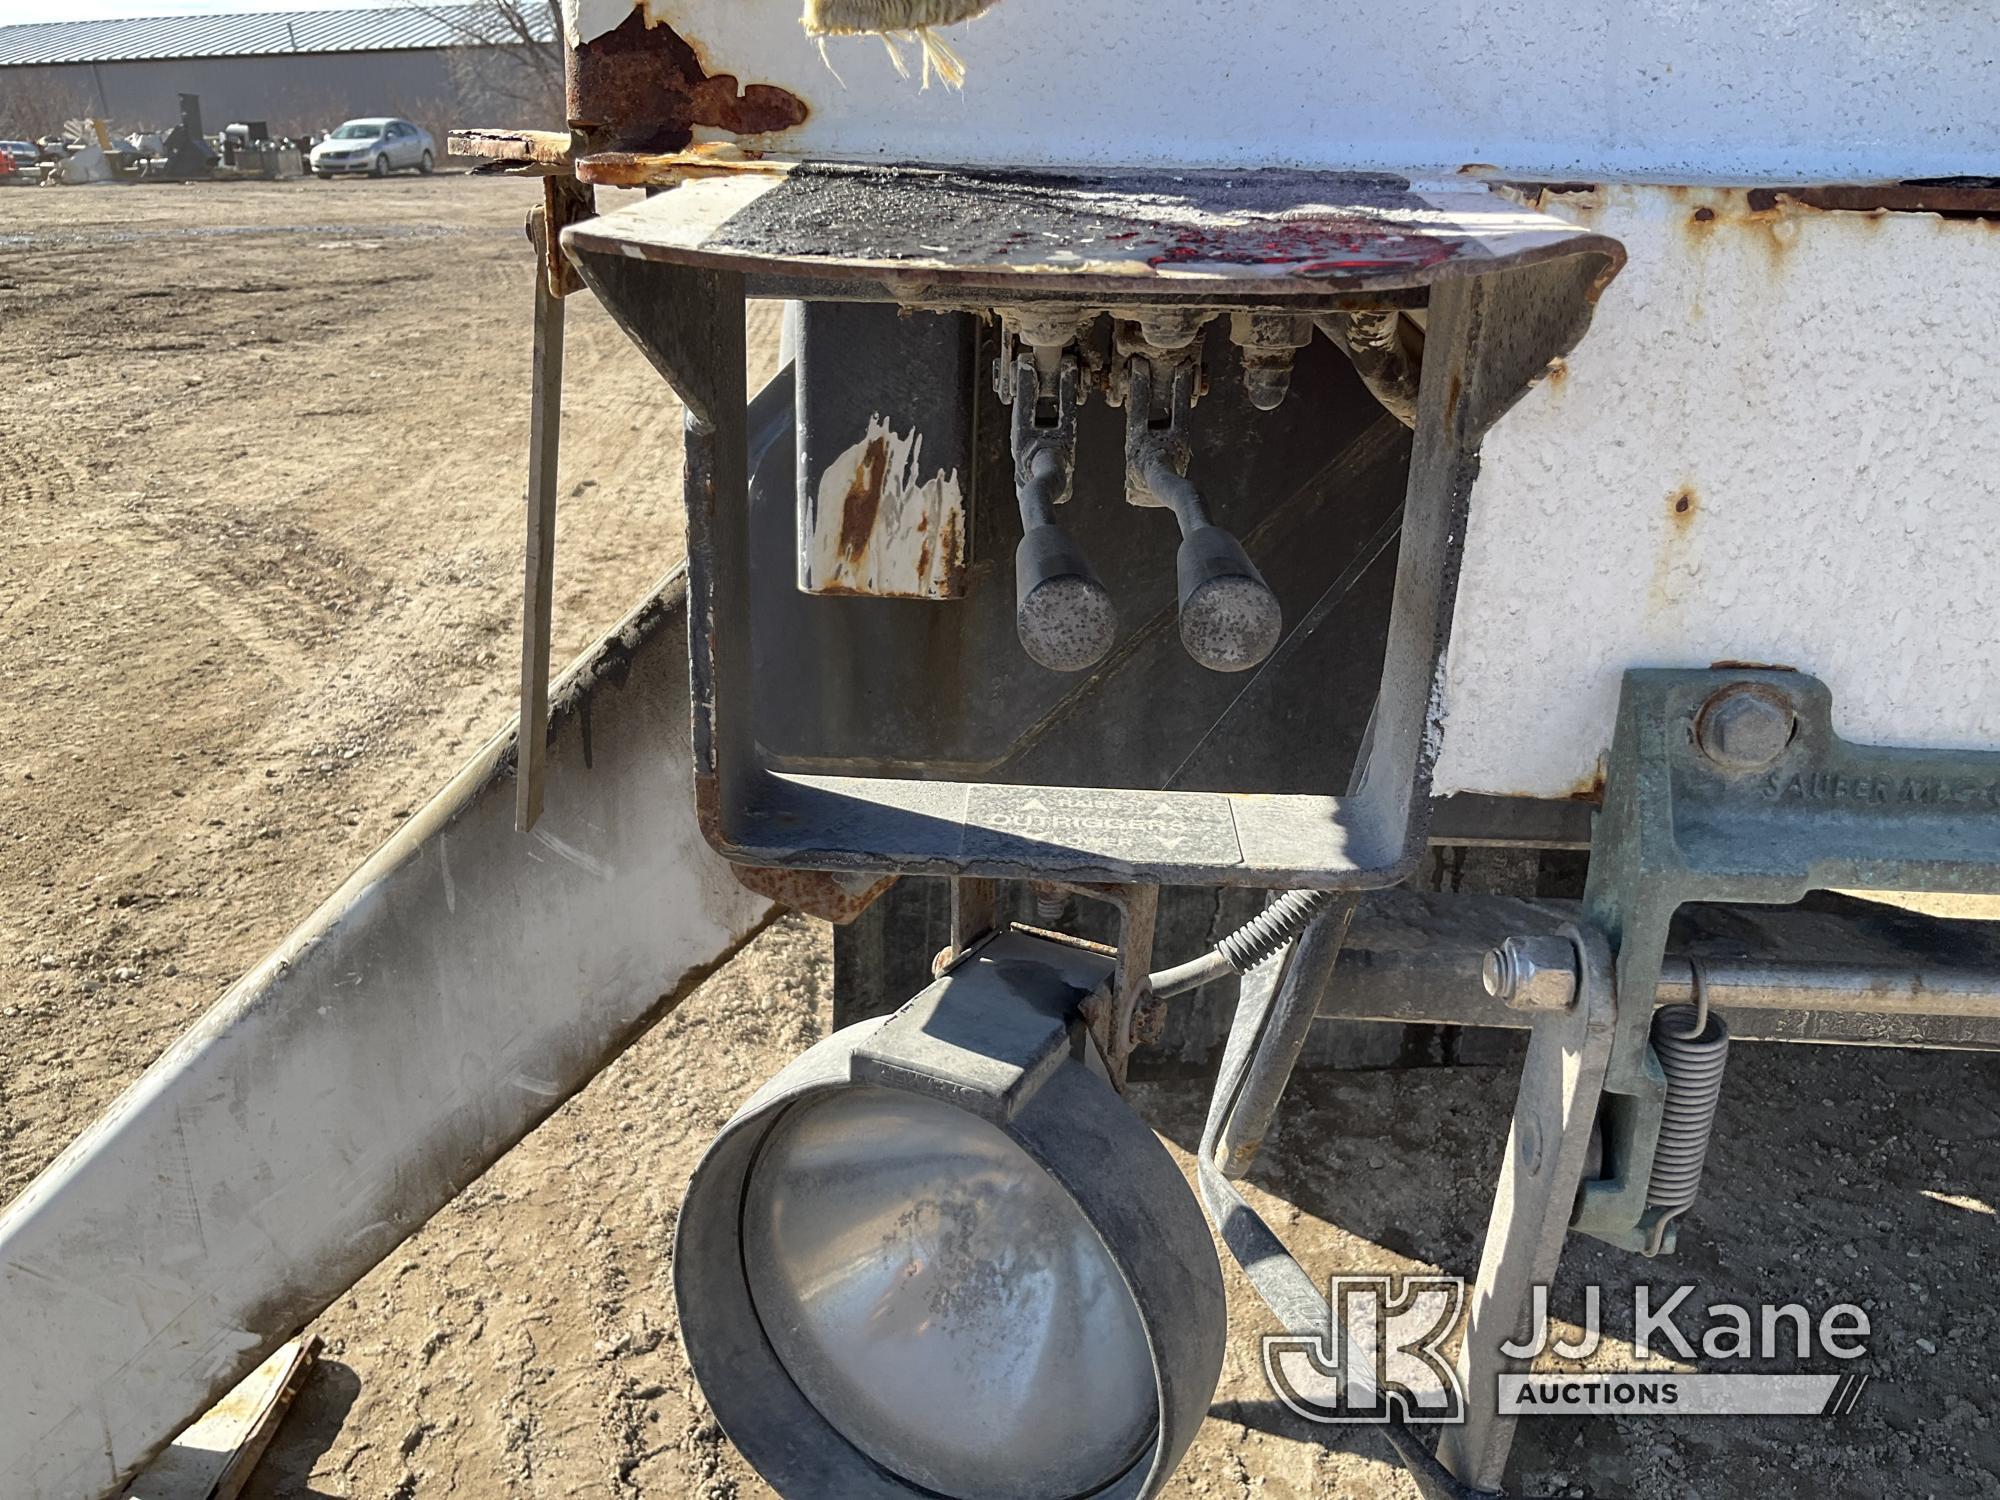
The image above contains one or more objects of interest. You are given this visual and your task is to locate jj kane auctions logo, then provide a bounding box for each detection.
[1263,1277,1873,1423]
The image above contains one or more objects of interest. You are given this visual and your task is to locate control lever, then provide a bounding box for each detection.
[1011,355,1116,672]
[1125,358,1283,673]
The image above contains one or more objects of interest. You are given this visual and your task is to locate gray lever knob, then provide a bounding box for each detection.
[1176,526,1282,672]
[1016,524,1117,672]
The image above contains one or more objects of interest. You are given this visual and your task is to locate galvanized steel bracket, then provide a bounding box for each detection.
[1576,668,2000,1252]
[851,931,1112,1121]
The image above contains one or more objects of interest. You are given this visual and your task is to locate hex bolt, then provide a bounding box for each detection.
[1695,685,1796,772]
[1482,934,1580,1011]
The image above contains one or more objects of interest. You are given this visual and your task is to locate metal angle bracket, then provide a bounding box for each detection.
[1575,668,2000,1254]
[561,175,1622,889]
[851,930,1114,1121]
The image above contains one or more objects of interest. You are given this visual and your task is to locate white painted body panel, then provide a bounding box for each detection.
[575,0,1997,182]
[1437,187,2000,797]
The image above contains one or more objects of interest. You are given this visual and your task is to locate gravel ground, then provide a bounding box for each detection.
[1,173,1995,1500]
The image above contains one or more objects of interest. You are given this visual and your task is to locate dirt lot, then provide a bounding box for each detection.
[2,175,1996,1500]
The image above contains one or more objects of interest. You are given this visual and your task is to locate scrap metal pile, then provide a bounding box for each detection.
[24,95,304,185]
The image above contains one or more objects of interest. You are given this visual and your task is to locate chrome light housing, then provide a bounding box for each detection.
[674,932,1226,1500]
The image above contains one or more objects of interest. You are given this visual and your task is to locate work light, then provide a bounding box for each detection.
[674,932,1226,1500]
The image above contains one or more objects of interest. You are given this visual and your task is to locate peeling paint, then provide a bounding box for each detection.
[574,140,789,188]
[801,415,966,599]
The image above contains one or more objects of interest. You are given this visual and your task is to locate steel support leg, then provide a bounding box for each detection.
[1435,923,1615,1490]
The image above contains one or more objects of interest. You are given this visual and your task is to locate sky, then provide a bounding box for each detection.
[0,0,421,23]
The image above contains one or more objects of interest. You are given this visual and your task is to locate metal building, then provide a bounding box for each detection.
[0,5,557,142]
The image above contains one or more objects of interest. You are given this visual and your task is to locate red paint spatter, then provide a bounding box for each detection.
[1144,218,1457,275]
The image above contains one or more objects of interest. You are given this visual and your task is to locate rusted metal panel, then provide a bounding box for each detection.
[573,141,790,188]
[1754,181,2000,220]
[801,413,967,599]
[447,127,573,172]
[731,864,899,923]
[566,6,806,156]
[538,174,594,297]
[1435,182,2000,800]
[0,575,772,1500]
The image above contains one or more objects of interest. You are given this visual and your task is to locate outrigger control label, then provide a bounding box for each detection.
[962,786,1241,868]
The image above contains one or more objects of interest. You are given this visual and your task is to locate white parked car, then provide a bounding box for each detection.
[309,118,435,179]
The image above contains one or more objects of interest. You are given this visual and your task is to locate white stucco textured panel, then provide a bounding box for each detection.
[1434,186,2000,798]
[605,0,1997,180]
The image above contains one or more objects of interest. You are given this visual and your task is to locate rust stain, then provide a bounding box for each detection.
[1544,356,1568,389]
[1672,189,1801,263]
[575,141,788,188]
[1514,180,2000,252]
[1647,483,1701,613]
[1445,370,1463,426]
[835,435,890,564]
[689,73,811,137]
[1566,759,1608,803]
[731,865,898,924]
[448,128,571,170]
[1751,182,2000,221]
[568,8,809,155]
[693,770,726,847]
[802,422,962,605]
[1496,180,1605,226]
[936,505,965,595]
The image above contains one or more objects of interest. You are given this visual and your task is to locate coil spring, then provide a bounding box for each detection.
[1216,889,1336,972]
[1033,891,1068,925]
[1645,1000,1731,1221]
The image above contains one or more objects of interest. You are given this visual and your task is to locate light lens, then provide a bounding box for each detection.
[742,1085,1157,1500]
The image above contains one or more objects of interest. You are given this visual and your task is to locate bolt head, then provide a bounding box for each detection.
[1697,686,1796,771]
[1483,935,1579,1011]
